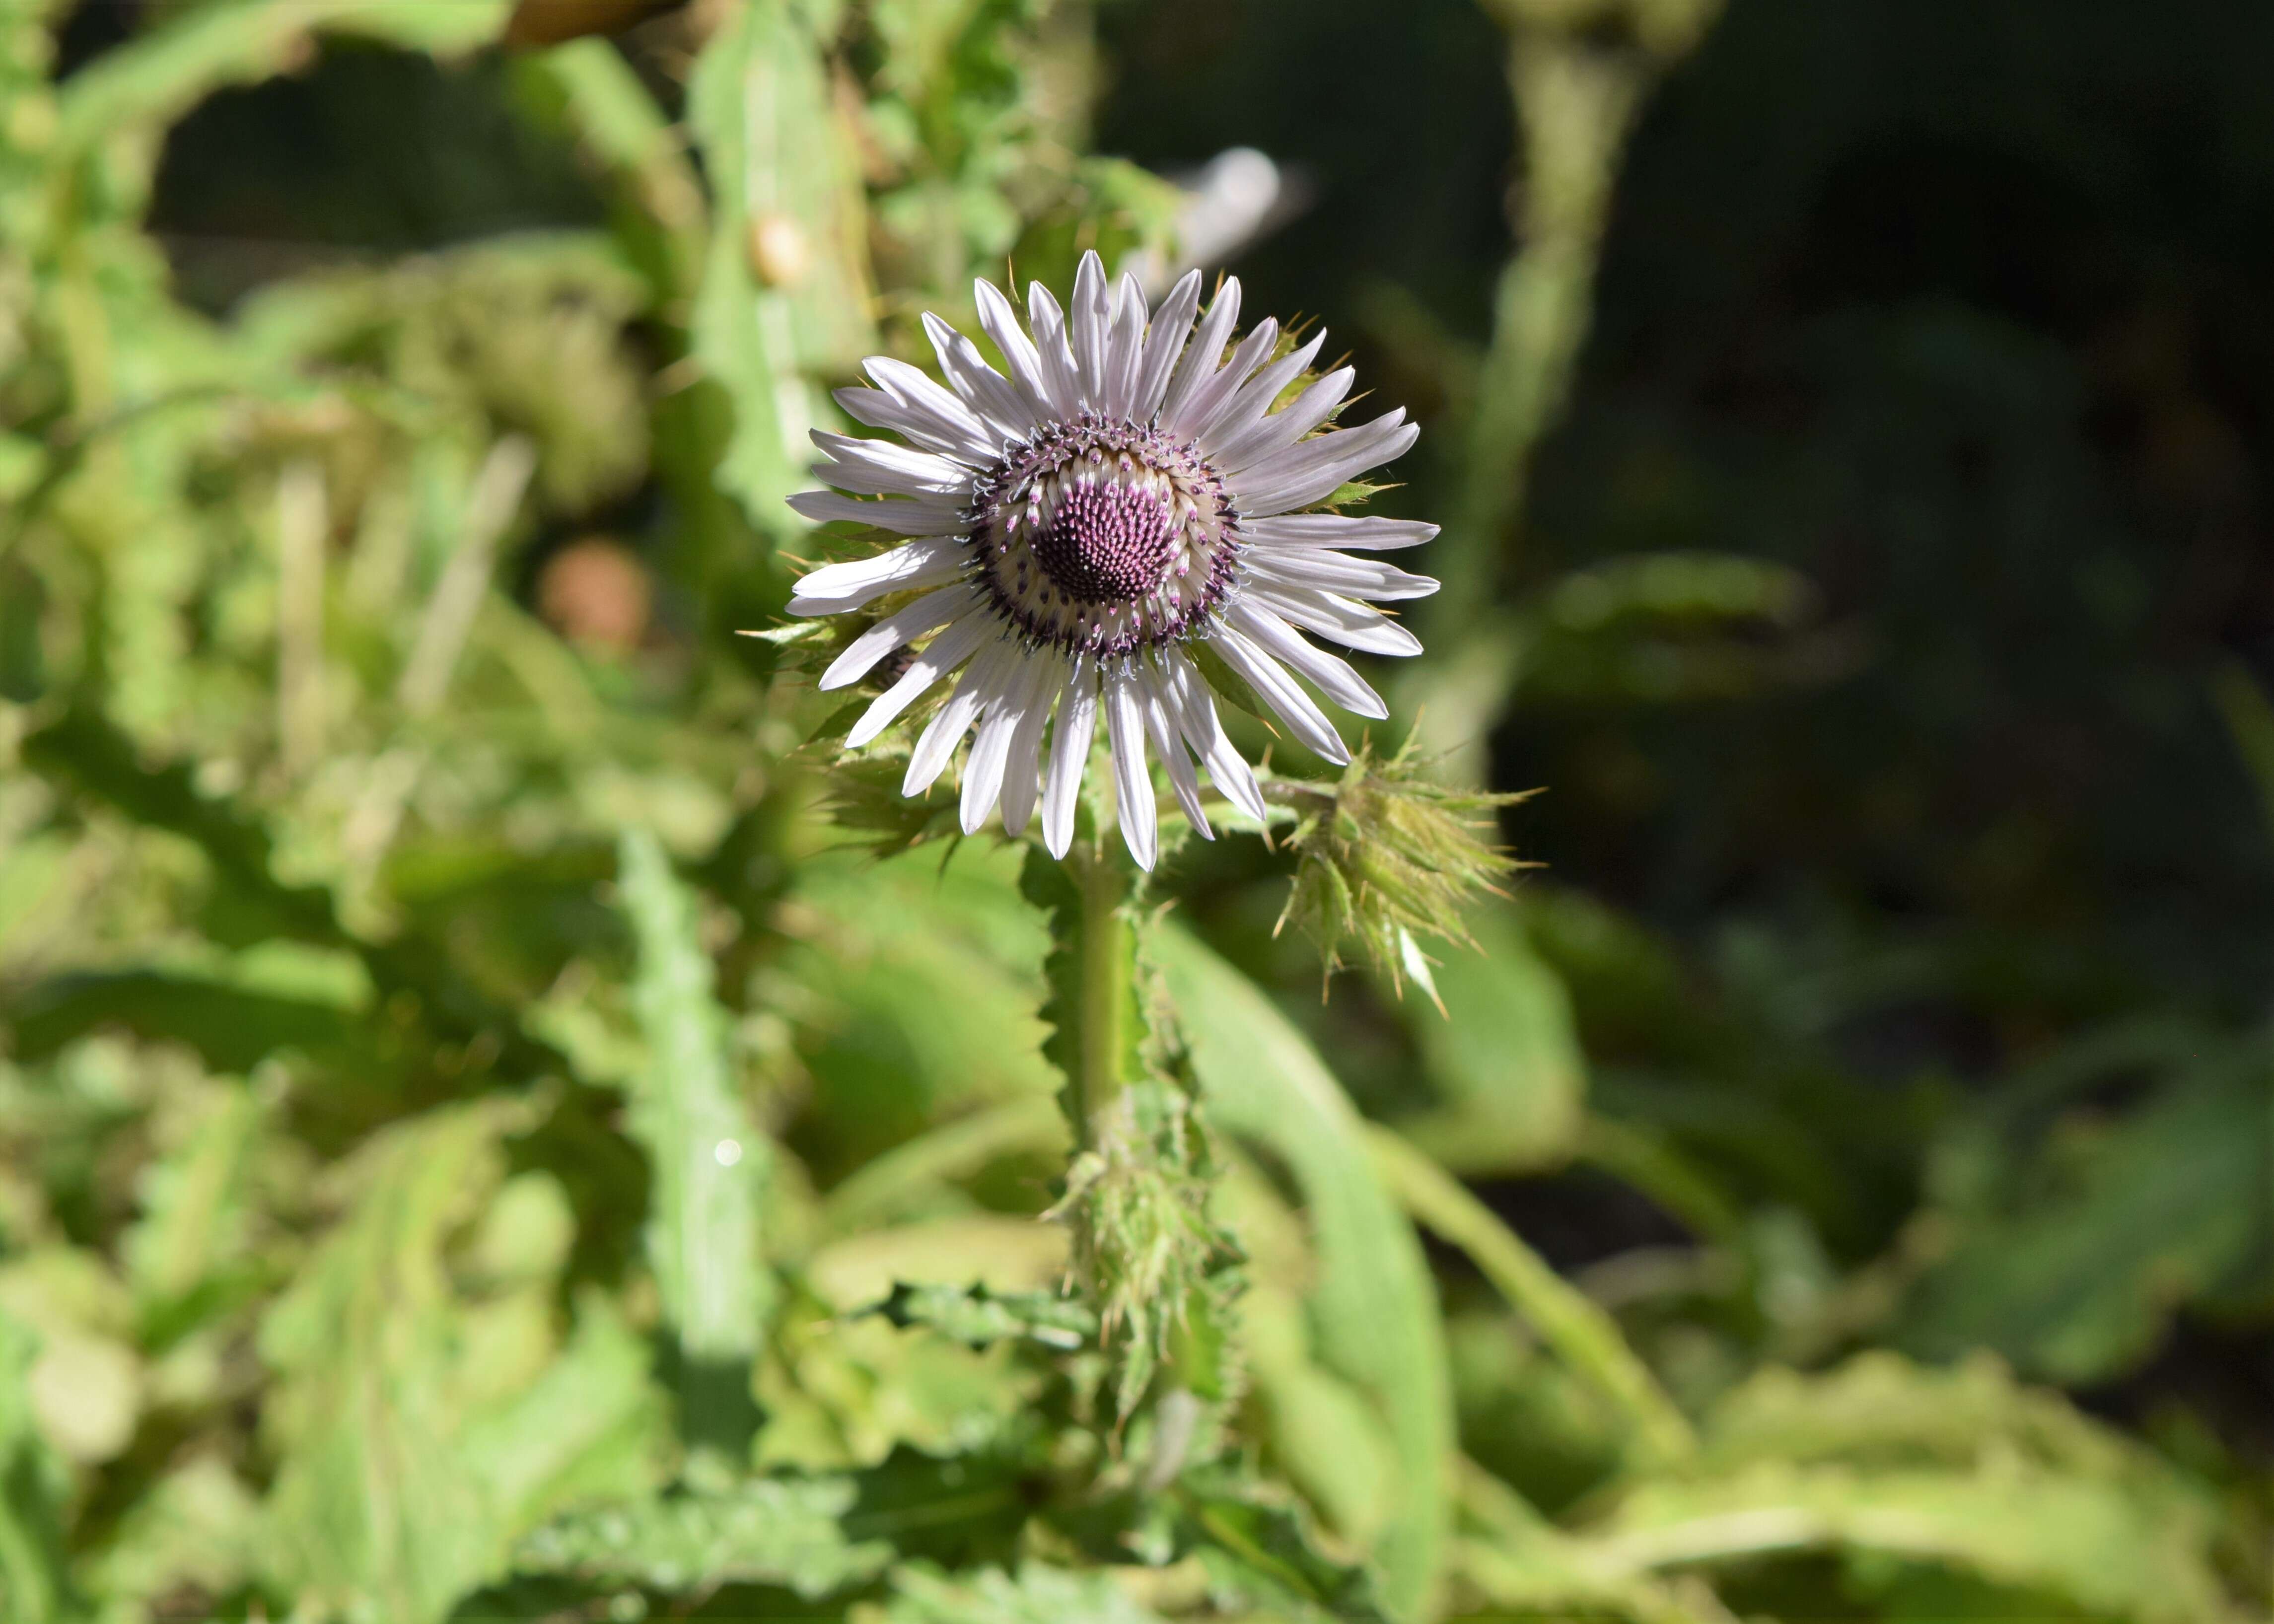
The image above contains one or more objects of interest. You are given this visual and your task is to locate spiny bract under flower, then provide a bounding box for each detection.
[784,251,1439,869]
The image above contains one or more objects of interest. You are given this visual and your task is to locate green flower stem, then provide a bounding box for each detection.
[1368,1124,1697,1466]
[1072,847,1138,1144]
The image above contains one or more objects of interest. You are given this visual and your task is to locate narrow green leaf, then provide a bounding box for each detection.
[7,971,356,1073]
[121,1075,266,1323]
[518,37,709,312]
[1589,1462,2233,1624]
[617,828,773,1452]
[57,0,511,166]
[1152,923,1452,1624]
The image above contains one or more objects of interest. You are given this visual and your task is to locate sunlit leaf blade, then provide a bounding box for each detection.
[1591,1463,2235,1624]
[1152,923,1452,1624]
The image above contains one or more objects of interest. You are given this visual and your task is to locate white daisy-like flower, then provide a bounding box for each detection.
[786,250,1438,870]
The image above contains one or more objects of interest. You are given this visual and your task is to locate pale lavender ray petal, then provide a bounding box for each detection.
[863,356,999,451]
[905,636,1020,793]
[810,430,973,498]
[923,312,1037,438]
[1041,657,1099,858]
[1104,665,1158,870]
[790,536,967,617]
[1224,599,1388,718]
[1246,580,1425,657]
[1192,332,1325,451]
[1206,626,1351,765]
[847,612,995,747]
[784,490,971,536]
[1163,317,1278,439]
[1069,250,1109,410]
[1227,412,1419,517]
[1244,548,1441,601]
[998,649,1064,835]
[1162,648,1268,823]
[1137,661,1211,838]
[1133,270,1203,421]
[1024,281,1084,420]
[1099,272,1147,420]
[961,650,1046,834]
[1157,277,1242,427]
[974,278,1057,420]
[1242,513,1441,551]
[818,583,978,688]
[833,385,997,465]
[1209,365,1354,476]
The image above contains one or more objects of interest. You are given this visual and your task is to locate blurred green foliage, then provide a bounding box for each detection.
[0,0,2266,1621]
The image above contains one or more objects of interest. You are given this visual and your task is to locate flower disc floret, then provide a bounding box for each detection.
[972,416,1241,658]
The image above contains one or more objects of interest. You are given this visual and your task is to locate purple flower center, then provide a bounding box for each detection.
[968,414,1243,659]
[1031,480,1179,604]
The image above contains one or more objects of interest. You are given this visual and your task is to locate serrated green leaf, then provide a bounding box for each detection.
[1152,923,1451,1624]
[871,1282,1096,1352]
[121,1073,267,1327]
[81,1453,261,1617]
[514,1476,893,1598]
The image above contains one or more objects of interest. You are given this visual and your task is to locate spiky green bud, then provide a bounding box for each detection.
[1273,735,1535,1003]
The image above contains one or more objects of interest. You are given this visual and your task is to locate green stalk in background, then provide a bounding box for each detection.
[1410,0,1725,779]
